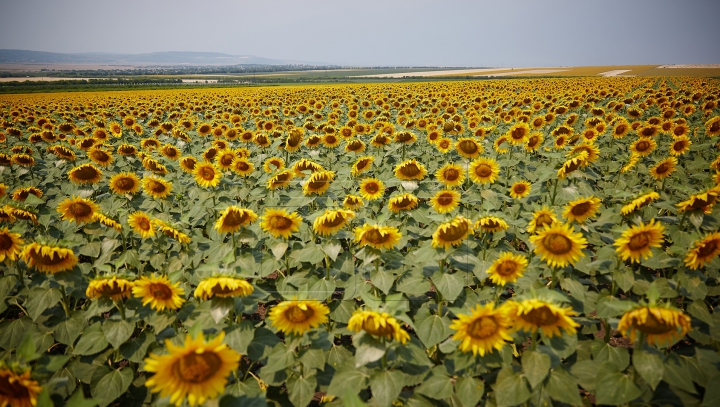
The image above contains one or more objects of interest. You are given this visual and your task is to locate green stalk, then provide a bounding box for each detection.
[604,319,612,343]
[115,300,127,321]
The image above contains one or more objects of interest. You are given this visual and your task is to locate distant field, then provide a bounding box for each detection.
[639,67,720,77]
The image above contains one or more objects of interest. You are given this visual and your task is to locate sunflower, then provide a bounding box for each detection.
[313,208,355,236]
[51,145,76,161]
[612,119,631,139]
[345,139,366,154]
[676,186,720,213]
[650,157,677,180]
[265,169,293,190]
[509,181,531,199]
[194,277,254,300]
[705,116,720,137]
[436,137,453,153]
[144,331,240,407]
[619,192,658,215]
[263,157,285,173]
[285,128,304,152]
[507,122,531,145]
[67,163,103,185]
[56,196,99,224]
[557,151,588,179]
[529,222,587,268]
[93,212,122,232]
[109,172,140,194]
[669,136,691,156]
[268,299,330,335]
[450,303,513,356]
[86,276,135,301]
[20,242,78,274]
[260,208,302,239]
[394,131,417,145]
[117,144,138,156]
[354,224,402,250]
[525,132,543,152]
[487,252,528,286]
[214,150,236,170]
[617,306,691,346]
[672,123,690,138]
[12,154,35,167]
[214,206,258,234]
[394,159,427,181]
[142,157,168,175]
[614,219,665,263]
[359,178,385,201]
[432,216,473,249]
[6,206,36,224]
[155,221,191,244]
[10,187,42,202]
[503,299,579,338]
[0,366,42,407]
[142,176,173,199]
[569,143,600,165]
[430,189,461,213]
[563,196,602,223]
[87,148,114,167]
[128,211,157,239]
[303,170,335,196]
[133,274,185,311]
[388,193,419,213]
[231,157,254,176]
[474,216,509,233]
[193,162,222,188]
[526,207,557,234]
[343,194,364,210]
[0,227,23,262]
[348,310,410,343]
[435,163,465,188]
[469,157,500,184]
[684,232,720,270]
[620,153,640,174]
[351,156,374,176]
[630,138,657,157]
[455,137,483,159]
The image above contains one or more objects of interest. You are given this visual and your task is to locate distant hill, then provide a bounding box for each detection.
[0,49,319,66]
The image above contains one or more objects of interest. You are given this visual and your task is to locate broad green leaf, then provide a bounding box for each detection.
[663,355,697,395]
[432,271,465,302]
[25,287,63,321]
[0,275,16,314]
[90,368,133,407]
[225,320,255,355]
[66,388,99,407]
[119,331,156,363]
[454,376,484,407]
[0,317,33,349]
[74,323,109,356]
[414,371,454,400]
[703,373,720,407]
[594,363,641,405]
[53,312,86,345]
[370,370,404,407]
[493,367,531,407]
[633,348,664,390]
[544,367,582,406]
[521,351,551,388]
[415,315,451,348]
[309,278,336,300]
[102,319,135,349]
[595,295,634,318]
[17,334,40,361]
[371,269,394,295]
[287,375,316,407]
[327,369,369,397]
[592,342,629,371]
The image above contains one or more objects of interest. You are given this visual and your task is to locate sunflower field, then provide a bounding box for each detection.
[1,77,720,407]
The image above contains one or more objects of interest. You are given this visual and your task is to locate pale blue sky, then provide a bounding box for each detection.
[0,0,718,66]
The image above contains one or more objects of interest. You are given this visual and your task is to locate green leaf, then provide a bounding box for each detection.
[287,375,317,407]
[663,355,697,395]
[226,320,255,355]
[633,348,664,390]
[0,275,17,314]
[263,344,295,373]
[299,348,325,371]
[493,367,531,407]
[0,317,33,349]
[570,360,598,391]
[432,272,465,302]
[309,278,336,301]
[271,241,288,260]
[371,269,394,295]
[595,295,635,318]
[327,369,369,397]
[66,388,99,407]
[291,244,325,264]
[342,389,369,407]
[102,319,134,349]
[18,334,40,361]
[522,351,551,389]
[544,367,582,406]
[414,371,454,400]
[370,370,404,407]
[119,331,155,363]
[90,368,133,407]
[415,315,450,348]
[25,287,63,321]
[53,312,86,345]
[592,342,629,371]
[79,241,102,258]
[594,363,641,405]
[73,323,109,356]
[321,241,343,261]
[454,376,484,407]
[703,373,720,407]
[210,297,235,323]
[355,335,387,367]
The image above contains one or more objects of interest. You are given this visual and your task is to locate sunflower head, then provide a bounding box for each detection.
[351,156,374,177]
[67,163,103,185]
[194,277,254,300]
[394,159,427,181]
[303,170,335,196]
[469,157,500,184]
[684,231,720,270]
[86,276,135,301]
[487,252,528,286]
[614,219,665,263]
[0,227,24,262]
[128,211,157,239]
[0,366,42,407]
[142,176,173,199]
[432,216,473,249]
[260,208,302,239]
[388,193,419,213]
[313,208,355,236]
[503,298,579,338]
[57,196,99,224]
[343,194,364,210]
[430,189,461,214]
[435,163,465,188]
[348,310,410,343]
[269,299,330,335]
[474,216,509,233]
[455,137,483,158]
[132,274,185,311]
[617,305,691,346]
[354,224,402,250]
[109,172,140,194]
[359,178,385,201]
[214,206,258,235]
[529,222,587,268]
[509,181,531,199]
[193,162,222,189]
[20,242,78,274]
[450,303,513,356]
[563,196,602,223]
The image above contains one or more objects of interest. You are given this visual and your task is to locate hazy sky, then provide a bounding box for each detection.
[0,0,718,67]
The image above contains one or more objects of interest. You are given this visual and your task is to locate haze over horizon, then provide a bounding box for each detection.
[0,0,719,67]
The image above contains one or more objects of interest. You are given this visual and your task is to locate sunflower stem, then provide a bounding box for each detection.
[550,178,559,206]
[324,254,331,279]
[531,331,539,351]
[59,286,71,317]
[232,232,237,261]
[550,267,559,290]
[115,300,126,321]
[402,143,406,161]
[678,211,688,229]
[603,319,611,343]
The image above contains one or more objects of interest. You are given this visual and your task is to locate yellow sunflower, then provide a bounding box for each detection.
[260,208,303,239]
[526,206,558,234]
[193,162,222,189]
[10,187,42,202]
[503,299,579,338]
[359,178,385,201]
[435,163,465,188]
[87,148,114,167]
[303,170,335,196]
[469,157,500,184]
[529,222,587,268]
[614,219,665,263]
[507,122,531,145]
[450,303,513,356]
[0,367,42,407]
[557,151,588,179]
[676,186,720,213]
[144,332,240,406]
[155,221,191,244]
[394,159,427,181]
[142,176,173,200]
[455,137,484,159]
[705,116,720,137]
[293,158,324,177]
[128,211,157,239]
[313,208,355,236]
[509,181,531,199]
[194,277,254,300]
[432,216,473,249]
[669,136,691,156]
[179,156,198,173]
[343,194,364,210]
[109,172,140,194]
[56,196,99,224]
[132,274,185,311]
[684,232,720,270]
[430,189,461,214]
[617,306,691,346]
[231,157,254,177]
[563,196,602,223]
[348,310,410,343]
[351,156,374,176]
[86,276,135,301]
[214,206,258,234]
[525,132,544,152]
[94,212,122,232]
[266,169,294,190]
[474,216,509,233]
[487,252,528,286]
[263,157,285,173]
[67,163,103,185]
[20,242,78,274]
[354,224,402,250]
[388,193,419,213]
[0,227,23,262]
[621,192,659,215]
[436,137,453,153]
[650,157,677,180]
[268,299,330,335]
[630,138,657,157]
